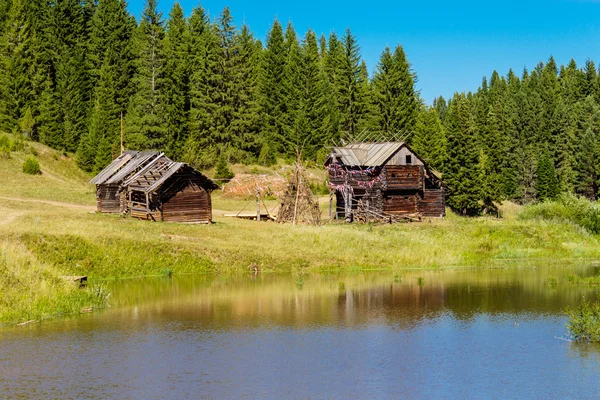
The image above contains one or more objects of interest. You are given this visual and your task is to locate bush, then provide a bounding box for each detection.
[0,133,10,158]
[22,156,41,175]
[566,300,600,342]
[519,194,600,234]
[258,142,276,167]
[213,154,234,182]
[11,134,24,151]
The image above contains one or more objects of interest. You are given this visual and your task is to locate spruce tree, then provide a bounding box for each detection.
[185,4,215,167]
[0,0,36,133]
[126,0,168,150]
[338,29,368,140]
[258,19,287,156]
[162,2,189,159]
[443,93,481,215]
[412,106,446,170]
[536,150,559,201]
[281,22,302,157]
[230,24,262,159]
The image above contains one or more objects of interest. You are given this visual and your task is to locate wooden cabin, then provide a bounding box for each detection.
[90,151,163,213]
[326,142,445,221]
[122,155,219,224]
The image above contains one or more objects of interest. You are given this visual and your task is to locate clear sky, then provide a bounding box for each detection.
[128,0,600,104]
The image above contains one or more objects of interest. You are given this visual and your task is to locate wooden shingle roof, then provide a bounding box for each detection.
[89,151,162,185]
[123,155,219,194]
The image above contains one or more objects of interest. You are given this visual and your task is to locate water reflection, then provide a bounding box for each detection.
[2,265,600,399]
[98,266,600,330]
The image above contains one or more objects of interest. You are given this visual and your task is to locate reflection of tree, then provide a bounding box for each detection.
[99,268,600,331]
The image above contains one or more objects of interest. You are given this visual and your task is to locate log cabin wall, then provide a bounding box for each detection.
[96,184,120,213]
[383,165,424,191]
[417,189,445,217]
[382,191,418,215]
[161,182,212,224]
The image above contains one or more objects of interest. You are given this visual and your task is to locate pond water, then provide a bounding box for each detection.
[2,266,600,399]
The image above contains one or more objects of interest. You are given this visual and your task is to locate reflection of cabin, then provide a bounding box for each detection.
[90,151,163,213]
[325,142,445,221]
[122,154,219,223]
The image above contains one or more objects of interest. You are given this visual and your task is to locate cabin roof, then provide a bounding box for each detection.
[329,142,413,167]
[124,155,219,194]
[89,150,161,185]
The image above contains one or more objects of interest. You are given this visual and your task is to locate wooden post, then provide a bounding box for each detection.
[256,188,261,222]
[329,189,333,221]
[145,192,149,220]
[293,168,301,226]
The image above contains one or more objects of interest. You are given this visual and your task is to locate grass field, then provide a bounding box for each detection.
[1,138,600,325]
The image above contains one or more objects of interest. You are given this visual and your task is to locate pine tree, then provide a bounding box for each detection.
[185,4,216,167]
[323,32,344,141]
[126,0,168,150]
[0,0,36,132]
[163,2,189,159]
[88,0,136,114]
[230,24,262,159]
[412,106,445,170]
[371,44,418,138]
[536,150,559,201]
[443,93,481,215]
[433,96,448,123]
[298,29,330,160]
[338,29,368,140]
[281,22,302,157]
[258,19,287,155]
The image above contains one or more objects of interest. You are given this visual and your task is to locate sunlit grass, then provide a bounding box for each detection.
[2,140,600,324]
[0,240,109,325]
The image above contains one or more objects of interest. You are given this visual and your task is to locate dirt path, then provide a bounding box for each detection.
[0,196,95,211]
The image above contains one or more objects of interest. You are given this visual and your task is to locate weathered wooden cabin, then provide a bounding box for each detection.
[326,142,445,221]
[90,151,163,213]
[122,155,219,224]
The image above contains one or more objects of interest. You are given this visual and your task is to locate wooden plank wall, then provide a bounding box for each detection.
[162,183,211,223]
[96,184,120,213]
[417,189,445,217]
[384,166,423,190]
[383,191,418,215]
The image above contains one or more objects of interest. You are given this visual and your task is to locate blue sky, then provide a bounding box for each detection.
[128,0,600,104]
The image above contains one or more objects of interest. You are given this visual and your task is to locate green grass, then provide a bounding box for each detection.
[520,194,600,234]
[2,139,600,324]
[0,240,109,326]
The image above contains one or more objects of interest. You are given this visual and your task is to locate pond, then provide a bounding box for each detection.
[2,265,600,399]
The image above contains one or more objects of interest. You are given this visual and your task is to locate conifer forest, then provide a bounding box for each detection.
[1,0,600,214]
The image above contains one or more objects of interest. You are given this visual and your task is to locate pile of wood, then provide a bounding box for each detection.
[277,160,321,225]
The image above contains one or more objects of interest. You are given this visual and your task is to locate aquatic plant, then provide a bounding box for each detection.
[566,300,600,342]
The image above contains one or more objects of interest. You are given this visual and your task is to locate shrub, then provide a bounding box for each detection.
[566,300,600,342]
[11,134,24,151]
[0,133,10,158]
[519,194,600,234]
[214,154,234,182]
[258,142,276,167]
[22,156,41,175]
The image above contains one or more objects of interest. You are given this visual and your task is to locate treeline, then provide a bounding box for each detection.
[436,58,600,214]
[0,0,420,172]
[1,0,599,213]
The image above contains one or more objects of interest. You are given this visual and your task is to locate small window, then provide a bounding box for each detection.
[391,173,397,178]
[406,155,412,164]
